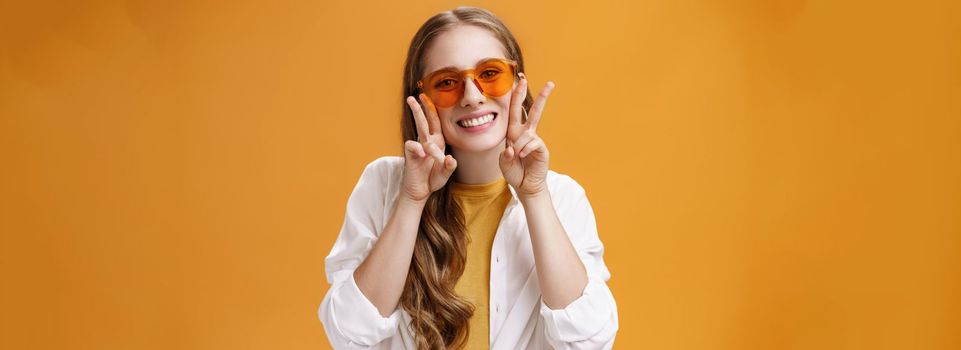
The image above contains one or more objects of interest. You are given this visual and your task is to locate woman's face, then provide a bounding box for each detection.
[421,25,516,154]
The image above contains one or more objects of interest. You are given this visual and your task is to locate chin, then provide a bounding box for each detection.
[449,130,507,154]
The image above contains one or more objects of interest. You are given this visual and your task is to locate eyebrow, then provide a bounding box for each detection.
[427,57,503,75]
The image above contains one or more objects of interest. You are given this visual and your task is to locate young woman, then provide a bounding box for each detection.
[318,7,618,349]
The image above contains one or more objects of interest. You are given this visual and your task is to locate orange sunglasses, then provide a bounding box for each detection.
[417,58,519,108]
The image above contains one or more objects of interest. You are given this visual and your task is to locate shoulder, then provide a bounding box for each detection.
[363,155,404,173]
[544,170,592,211]
[346,156,404,206]
[357,156,404,184]
[543,170,600,236]
[546,169,588,198]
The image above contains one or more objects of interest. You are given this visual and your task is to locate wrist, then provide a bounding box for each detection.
[518,188,551,204]
[396,193,429,208]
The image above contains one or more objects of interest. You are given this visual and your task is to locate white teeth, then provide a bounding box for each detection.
[458,113,495,128]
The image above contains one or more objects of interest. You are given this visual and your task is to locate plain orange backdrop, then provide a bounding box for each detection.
[1,0,959,349]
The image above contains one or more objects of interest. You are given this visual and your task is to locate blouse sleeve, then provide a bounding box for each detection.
[318,157,403,348]
[538,175,620,349]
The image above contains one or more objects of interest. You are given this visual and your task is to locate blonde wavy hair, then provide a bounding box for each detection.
[398,6,534,350]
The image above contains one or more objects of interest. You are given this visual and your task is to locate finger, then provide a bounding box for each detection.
[510,130,536,155]
[407,96,430,142]
[518,137,544,158]
[428,155,457,192]
[419,93,441,135]
[442,155,457,178]
[424,141,445,163]
[527,81,555,132]
[509,73,529,131]
[404,140,426,159]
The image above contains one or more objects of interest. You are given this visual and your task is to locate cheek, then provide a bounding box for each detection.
[496,94,514,112]
[437,109,453,125]
[437,109,459,136]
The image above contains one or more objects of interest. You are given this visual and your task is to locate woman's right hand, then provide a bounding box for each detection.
[402,94,457,203]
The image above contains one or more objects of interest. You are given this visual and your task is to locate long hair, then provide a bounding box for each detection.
[399,6,534,349]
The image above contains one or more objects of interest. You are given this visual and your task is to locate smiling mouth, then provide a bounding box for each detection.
[457,112,497,128]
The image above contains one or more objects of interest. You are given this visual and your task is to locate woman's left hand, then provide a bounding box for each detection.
[500,73,555,197]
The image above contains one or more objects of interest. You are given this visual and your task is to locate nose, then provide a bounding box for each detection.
[459,75,485,108]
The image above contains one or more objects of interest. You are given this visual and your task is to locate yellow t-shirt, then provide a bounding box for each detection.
[451,177,512,349]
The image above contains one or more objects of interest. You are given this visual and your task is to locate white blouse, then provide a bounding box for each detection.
[318,157,618,349]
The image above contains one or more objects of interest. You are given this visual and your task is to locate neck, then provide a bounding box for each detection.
[451,140,506,184]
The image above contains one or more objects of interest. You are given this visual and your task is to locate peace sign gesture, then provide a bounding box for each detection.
[499,73,556,197]
[401,94,457,203]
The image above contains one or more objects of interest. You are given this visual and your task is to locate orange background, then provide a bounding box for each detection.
[1,0,959,349]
